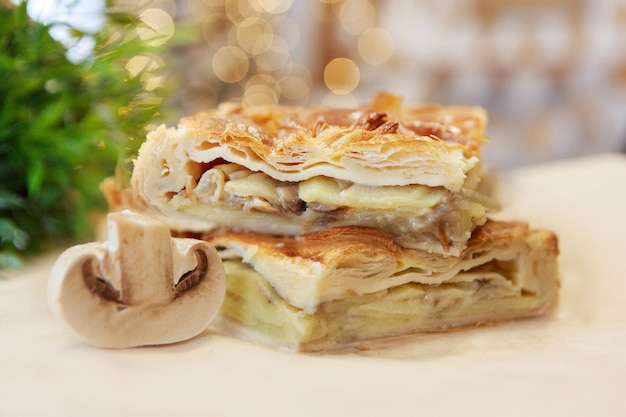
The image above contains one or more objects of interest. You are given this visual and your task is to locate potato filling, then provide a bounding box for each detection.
[217,260,538,350]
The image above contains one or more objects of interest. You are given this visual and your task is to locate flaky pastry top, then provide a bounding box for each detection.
[138,91,488,191]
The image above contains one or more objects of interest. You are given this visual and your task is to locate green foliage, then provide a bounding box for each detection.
[0,1,176,268]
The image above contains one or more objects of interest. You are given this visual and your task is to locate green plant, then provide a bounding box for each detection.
[0,1,176,269]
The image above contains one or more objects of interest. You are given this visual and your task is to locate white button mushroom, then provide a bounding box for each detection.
[48,210,226,348]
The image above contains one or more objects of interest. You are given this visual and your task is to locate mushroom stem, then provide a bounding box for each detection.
[101,210,176,305]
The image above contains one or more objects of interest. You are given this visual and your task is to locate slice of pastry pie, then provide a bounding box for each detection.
[120,91,496,256]
[204,220,559,352]
[101,92,560,352]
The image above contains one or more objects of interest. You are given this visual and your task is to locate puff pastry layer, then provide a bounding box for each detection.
[203,220,559,352]
[123,92,494,255]
[103,92,560,352]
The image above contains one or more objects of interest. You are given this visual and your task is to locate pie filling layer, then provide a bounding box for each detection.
[140,160,494,255]
[127,92,493,255]
[212,226,559,352]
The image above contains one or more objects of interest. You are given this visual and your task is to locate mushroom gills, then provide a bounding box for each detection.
[82,259,121,302]
[175,249,209,293]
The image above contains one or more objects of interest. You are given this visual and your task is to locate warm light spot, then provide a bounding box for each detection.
[226,25,240,49]
[150,0,178,19]
[125,55,162,78]
[275,62,311,100]
[224,0,242,24]
[202,13,230,49]
[256,0,293,14]
[324,57,360,94]
[246,74,280,93]
[225,0,260,24]
[243,83,279,108]
[288,63,313,85]
[358,27,394,65]
[143,74,165,91]
[269,15,300,50]
[137,8,175,46]
[124,54,166,91]
[255,36,291,73]
[337,0,375,36]
[213,46,249,83]
[279,75,310,101]
[237,17,273,55]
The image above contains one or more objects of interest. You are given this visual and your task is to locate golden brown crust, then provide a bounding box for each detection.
[205,226,401,263]
[155,91,486,191]
[204,220,545,266]
[180,91,487,160]
[464,220,529,251]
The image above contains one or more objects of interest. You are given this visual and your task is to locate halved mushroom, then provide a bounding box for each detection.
[48,210,226,348]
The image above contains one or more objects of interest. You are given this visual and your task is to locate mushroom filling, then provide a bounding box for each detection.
[166,161,494,253]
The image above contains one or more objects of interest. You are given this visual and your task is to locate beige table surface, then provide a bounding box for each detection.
[1,153,625,417]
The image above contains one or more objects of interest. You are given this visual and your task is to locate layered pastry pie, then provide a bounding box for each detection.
[121,91,496,256]
[206,221,558,352]
[103,91,560,352]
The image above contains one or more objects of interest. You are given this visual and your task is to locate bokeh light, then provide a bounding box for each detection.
[212,45,249,83]
[74,0,626,168]
[279,74,310,101]
[202,13,230,49]
[180,0,317,107]
[324,57,360,94]
[148,0,177,18]
[256,0,293,14]
[337,0,375,35]
[137,8,175,46]
[224,0,259,24]
[246,73,281,97]
[125,54,166,91]
[243,83,279,107]
[125,54,163,78]
[269,15,300,50]
[358,27,394,65]
[255,36,291,73]
[236,17,273,55]
[178,0,402,108]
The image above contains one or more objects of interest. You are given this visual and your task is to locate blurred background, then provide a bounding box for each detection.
[24,0,626,168]
[2,0,625,266]
[175,0,626,169]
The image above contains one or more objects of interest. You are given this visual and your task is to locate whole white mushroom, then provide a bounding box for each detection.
[48,210,226,348]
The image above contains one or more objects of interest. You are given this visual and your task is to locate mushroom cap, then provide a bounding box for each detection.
[48,210,226,348]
